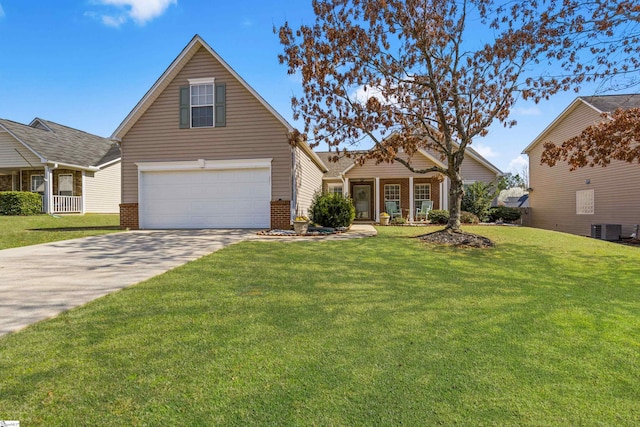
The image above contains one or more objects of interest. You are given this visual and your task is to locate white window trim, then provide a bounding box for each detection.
[189,77,215,128]
[384,183,401,210]
[576,189,594,215]
[58,173,74,196]
[31,174,44,194]
[327,183,343,195]
[414,183,431,205]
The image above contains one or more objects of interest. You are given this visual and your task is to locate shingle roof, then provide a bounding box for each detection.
[580,94,640,112]
[314,151,365,178]
[0,118,120,169]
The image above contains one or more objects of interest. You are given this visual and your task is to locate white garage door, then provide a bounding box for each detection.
[139,166,271,229]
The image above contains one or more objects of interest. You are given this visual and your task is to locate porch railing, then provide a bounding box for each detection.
[41,195,83,213]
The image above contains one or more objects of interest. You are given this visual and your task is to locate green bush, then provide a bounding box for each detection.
[461,180,505,221]
[0,191,42,215]
[309,192,356,228]
[391,217,406,225]
[488,206,522,222]
[460,211,480,224]
[428,209,449,225]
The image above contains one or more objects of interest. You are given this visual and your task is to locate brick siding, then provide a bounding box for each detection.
[270,200,291,229]
[120,203,139,229]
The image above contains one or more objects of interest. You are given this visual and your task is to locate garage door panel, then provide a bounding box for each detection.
[140,167,271,229]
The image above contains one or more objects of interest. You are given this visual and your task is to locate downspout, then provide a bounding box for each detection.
[291,145,297,223]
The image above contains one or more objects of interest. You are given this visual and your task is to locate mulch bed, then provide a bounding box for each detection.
[417,228,495,248]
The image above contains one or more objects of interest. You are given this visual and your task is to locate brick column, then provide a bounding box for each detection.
[270,200,291,229]
[120,203,139,229]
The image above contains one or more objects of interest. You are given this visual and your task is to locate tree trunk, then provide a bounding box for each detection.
[446,176,464,230]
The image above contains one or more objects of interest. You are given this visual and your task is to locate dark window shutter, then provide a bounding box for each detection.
[179,86,190,129]
[215,83,226,127]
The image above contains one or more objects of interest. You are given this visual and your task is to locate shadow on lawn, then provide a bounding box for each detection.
[29,226,123,232]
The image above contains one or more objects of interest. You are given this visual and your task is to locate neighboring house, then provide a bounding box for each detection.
[501,195,529,208]
[0,118,121,214]
[112,34,327,230]
[523,94,640,237]
[316,147,502,223]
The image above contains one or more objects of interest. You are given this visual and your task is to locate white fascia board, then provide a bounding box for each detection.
[46,161,100,172]
[96,158,121,169]
[136,158,273,172]
[521,97,598,154]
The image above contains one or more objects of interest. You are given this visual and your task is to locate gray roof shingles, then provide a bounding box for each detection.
[580,94,640,112]
[0,118,120,169]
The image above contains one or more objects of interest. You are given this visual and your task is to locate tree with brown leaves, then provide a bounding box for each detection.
[276,0,640,230]
[541,107,640,170]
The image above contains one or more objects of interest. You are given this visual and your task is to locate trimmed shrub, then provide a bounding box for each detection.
[0,191,42,215]
[488,206,522,222]
[428,209,449,225]
[460,211,480,224]
[309,192,356,228]
[391,217,406,225]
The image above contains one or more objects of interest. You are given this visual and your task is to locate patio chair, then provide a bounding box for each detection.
[415,200,433,221]
[385,201,402,220]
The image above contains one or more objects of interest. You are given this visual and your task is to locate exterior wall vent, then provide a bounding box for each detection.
[591,224,622,241]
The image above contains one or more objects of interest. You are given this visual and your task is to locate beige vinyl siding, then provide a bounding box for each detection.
[84,162,121,213]
[121,47,292,203]
[346,152,440,179]
[460,155,499,183]
[527,101,640,237]
[294,146,324,217]
[0,133,41,167]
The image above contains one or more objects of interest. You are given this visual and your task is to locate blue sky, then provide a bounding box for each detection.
[0,0,623,174]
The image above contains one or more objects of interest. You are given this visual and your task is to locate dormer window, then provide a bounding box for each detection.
[180,78,226,129]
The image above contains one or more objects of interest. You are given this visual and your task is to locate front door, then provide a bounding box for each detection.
[353,184,371,219]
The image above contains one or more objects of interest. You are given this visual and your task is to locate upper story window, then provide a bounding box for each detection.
[180,78,226,129]
[191,81,214,128]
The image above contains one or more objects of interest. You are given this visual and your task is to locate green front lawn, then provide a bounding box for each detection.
[0,214,121,249]
[1,226,639,425]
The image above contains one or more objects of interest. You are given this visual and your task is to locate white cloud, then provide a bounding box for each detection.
[96,0,176,27]
[507,155,528,173]
[472,142,498,158]
[0,3,5,19]
[243,18,253,28]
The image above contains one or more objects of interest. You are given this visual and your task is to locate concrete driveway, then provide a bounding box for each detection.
[0,229,257,337]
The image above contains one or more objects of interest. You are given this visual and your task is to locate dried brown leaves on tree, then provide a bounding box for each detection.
[541,107,640,170]
[276,0,640,230]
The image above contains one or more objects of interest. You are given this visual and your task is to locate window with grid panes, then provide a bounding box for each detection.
[384,184,400,211]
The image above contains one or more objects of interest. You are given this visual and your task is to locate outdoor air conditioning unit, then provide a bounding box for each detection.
[591,224,622,241]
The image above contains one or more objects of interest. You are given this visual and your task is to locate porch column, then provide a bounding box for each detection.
[375,177,380,222]
[408,176,414,223]
[44,165,53,214]
[343,177,349,197]
[81,171,86,214]
[441,178,448,210]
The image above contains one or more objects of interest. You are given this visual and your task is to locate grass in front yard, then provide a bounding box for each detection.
[0,214,120,249]
[0,226,639,425]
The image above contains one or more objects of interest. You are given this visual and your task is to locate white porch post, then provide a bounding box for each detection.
[409,176,414,223]
[343,177,349,197]
[441,178,448,210]
[44,165,53,214]
[375,177,380,222]
[81,171,86,214]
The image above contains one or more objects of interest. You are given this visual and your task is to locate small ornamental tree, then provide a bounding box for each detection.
[461,180,506,221]
[277,0,640,232]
